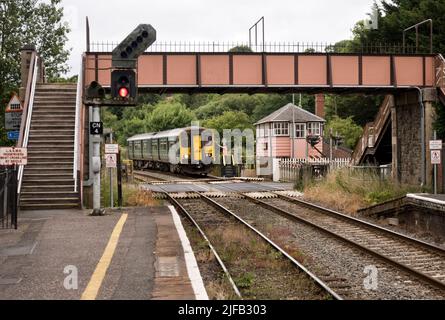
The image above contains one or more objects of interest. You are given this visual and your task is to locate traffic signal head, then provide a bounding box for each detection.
[86,81,105,100]
[111,70,136,101]
[112,24,156,69]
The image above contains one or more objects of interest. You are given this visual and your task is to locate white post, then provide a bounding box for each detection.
[273,158,281,182]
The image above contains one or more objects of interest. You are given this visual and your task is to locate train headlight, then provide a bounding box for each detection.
[183,154,189,160]
[206,153,213,158]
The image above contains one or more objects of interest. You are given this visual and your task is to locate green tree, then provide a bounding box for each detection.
[203,111,253,135]
[325,116,364,149]
[146,101,196,132]
[228,45,253,53]
[0,0,70,145]
[324,94,383,127]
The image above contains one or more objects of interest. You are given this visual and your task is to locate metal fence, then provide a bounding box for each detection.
[89,41,418,54]
[0,167,18,229]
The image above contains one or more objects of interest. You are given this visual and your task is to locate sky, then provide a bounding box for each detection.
[61,0,378,76]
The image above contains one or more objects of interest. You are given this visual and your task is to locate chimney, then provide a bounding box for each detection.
[315,94,325,119]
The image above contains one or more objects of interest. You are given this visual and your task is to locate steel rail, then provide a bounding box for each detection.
[243,194,445,293]
[274,193,445,254]
[164,192,242,298]
[197,193,342,300]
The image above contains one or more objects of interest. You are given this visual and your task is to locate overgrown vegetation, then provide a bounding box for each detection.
[303,169,424,214]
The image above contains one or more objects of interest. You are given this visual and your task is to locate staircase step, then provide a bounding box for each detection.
[26,157,73,162]
[22,179,75,186]
[34,101,76,106]
[29,135,74,141]
[27,140,74,145]
[24,173,73,178]
[20,203,80,210]
[33,110,75,115]
[28,145,73,151]
[30,130,74,136]
[21,185,75,192]
[34,90,77,99]
[31,124,74,128]
[20,197,79,204]
[26,164,73,170]
[32,115,76,121]
[25,168,73,174]
[21,192,78,200]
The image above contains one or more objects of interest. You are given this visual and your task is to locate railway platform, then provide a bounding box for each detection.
[0,206,207,300]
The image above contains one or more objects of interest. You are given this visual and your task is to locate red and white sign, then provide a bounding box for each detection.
[0,147,27,166]
[5,94,23,112]
[105,144,119,154]
[105,154,117,168]
[431,150,441,165]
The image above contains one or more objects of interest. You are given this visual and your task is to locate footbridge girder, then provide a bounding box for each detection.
[83,53,438,94]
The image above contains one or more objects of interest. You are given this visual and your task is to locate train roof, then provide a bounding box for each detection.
[127,127,210,142]
[127,133,157,142]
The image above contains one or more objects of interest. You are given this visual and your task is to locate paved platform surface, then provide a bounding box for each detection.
[406,193,445,212]
[142,181,295,193]
[0,206,204,300]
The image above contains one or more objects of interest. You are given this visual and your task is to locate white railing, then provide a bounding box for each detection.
[17,56,39,194]
[73,56,83,193]
[274,157,351,183]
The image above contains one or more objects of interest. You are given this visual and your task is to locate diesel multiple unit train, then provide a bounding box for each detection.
[127,127,216,175]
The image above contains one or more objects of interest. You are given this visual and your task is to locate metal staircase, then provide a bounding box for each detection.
[19,83,80,210]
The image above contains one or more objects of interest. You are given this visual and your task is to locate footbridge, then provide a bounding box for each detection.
[17,37,445,208]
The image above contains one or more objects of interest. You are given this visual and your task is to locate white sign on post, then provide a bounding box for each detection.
[430,140,443,150]
[105,144,119,154]
[431,150,441,165]
[0,147,27,166]
[105,154,117,168]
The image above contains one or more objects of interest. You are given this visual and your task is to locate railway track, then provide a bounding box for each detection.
[210,193,445,299]
[133,170,199,183]
[167,192,340,300]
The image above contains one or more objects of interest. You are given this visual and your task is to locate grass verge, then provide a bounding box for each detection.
[302,168,425,214]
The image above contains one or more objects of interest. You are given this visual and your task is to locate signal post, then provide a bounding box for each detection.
[83,24,156,214]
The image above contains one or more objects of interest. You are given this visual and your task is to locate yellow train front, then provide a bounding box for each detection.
[127,127,216,175]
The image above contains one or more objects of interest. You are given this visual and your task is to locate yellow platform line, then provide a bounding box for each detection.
[81,213,128,300]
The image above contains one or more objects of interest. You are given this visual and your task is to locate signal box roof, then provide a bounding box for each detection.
[254,103,325,126]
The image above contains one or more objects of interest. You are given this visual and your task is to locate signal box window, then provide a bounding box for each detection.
[295,123,306,138]
[273,122,289,136]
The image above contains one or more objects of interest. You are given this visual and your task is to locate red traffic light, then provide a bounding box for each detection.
[118,87,129,98]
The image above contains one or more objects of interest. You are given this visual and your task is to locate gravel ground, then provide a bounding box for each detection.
[213,197,445,300]
[177,198,331,300]
[179,215,240,300]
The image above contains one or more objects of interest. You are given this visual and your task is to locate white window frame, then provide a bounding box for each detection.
[307,122,321,136]
[273,122,289,136]
[264,124,269,137]
[295,123,306,138]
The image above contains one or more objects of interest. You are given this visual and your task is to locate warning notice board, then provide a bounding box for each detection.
[105,154,117,168]
[0,147,27,166]
[431,150,441,165]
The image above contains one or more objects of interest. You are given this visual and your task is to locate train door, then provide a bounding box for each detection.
[152,139,159,161]
[192,134,202,162]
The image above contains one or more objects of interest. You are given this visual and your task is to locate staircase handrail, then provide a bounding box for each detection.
[17,55,39,194]
[73,56,84,193]
[435,53,445,89]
